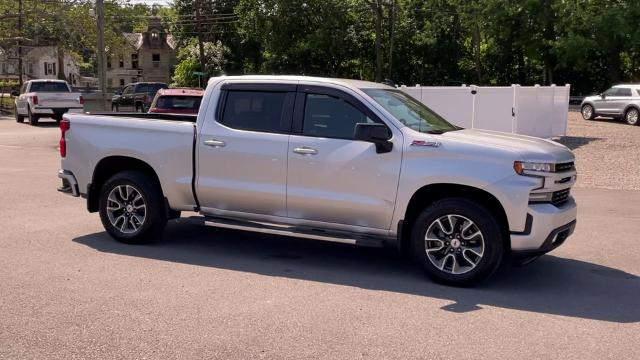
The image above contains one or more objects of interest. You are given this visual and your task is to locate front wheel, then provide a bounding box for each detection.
[625,107,639,126]
[581,104,595,120]
[15,106,24,123]
[98,171,167,244]
[411,198,504,286]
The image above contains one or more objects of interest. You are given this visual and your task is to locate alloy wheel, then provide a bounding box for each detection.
[582,105,593,120]
[424,214,485,275]
[106,185,147,234]
[627,108,639,125]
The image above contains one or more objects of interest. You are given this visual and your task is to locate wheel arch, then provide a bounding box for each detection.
[623,104,640,116]
[88,156,162,213]
[399,183,510,254]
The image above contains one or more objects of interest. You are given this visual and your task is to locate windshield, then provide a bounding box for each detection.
[362,89,458,133]
[29,82,70,93]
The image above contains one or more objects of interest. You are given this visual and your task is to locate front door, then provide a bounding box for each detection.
[196,82,295,218]
[286,85,402,230]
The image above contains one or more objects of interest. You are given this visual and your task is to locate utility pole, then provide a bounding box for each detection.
[96,0,107,110]
[17,0,23,87]
[387,0,395,81]
[195,0,206,81]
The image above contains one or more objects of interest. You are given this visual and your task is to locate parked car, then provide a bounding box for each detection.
[58,75,577,286]
[148,88,204,114]
[14,79,83,125]
[111,82,168,112]
[580,84,640,125]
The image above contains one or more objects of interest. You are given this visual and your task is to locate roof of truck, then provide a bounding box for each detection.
[208,75,393,90]
[157,88,204,97]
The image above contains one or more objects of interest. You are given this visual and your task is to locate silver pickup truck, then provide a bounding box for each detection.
[58,76,577,285]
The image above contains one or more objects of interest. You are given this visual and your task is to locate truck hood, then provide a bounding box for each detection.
[440,129,574,163]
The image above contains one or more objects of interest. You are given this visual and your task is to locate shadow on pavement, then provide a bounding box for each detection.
[555,136,602,150]
[74,219,639,323]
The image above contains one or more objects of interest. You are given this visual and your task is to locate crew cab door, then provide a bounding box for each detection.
[120,85,135,111]
[286,85,402,230]
[196,82,295,218]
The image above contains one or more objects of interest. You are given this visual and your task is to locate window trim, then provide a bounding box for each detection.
[215,86,296,135]
[292,85,388,140]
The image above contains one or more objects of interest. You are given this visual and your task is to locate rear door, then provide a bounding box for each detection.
[286,84,402,230]
[196,82,295,218]
[609,87,633,115]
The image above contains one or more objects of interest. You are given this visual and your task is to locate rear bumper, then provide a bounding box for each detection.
[510,196,577,254]
[58,170,79,197]
[32,107,83,115]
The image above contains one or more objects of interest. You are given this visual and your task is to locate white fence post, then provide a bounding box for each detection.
[470,85,478,129]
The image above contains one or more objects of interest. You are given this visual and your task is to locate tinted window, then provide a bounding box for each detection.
[220,91,287,132]
[302,94,375,139]
[122,86,133,94]
[29,82,70,92]
[156,96,202,110]
[616,88,632,97]
[136,83,167,93]
[603,88,617,96]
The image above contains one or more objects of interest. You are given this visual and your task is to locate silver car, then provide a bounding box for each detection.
[580,84,640,125]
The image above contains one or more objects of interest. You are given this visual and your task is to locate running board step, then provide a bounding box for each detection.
[187,216,392,248]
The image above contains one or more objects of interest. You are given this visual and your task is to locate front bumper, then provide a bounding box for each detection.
[510,196,577,254]
[58,170,79,197]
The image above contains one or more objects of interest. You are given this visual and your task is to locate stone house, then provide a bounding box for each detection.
[106,17,177,88]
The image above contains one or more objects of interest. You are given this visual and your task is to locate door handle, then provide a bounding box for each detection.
[203,139,226,148]
[293,146,318,155]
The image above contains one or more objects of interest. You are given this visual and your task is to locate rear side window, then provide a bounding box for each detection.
[616,88,632,97]
[220,91,287,133]
[156,96,202,110]
[302,94,375,139]
[29,82,70,92]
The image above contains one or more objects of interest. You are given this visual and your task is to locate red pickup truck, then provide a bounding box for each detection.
[148,88,204,114]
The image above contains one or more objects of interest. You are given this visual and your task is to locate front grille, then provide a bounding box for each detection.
[552,188,571,206]
[555,162,575,172]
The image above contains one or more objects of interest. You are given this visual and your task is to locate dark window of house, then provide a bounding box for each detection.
[152,54,160,68]
[302,94,375,139]
[120,79,125,86]
[131,54,138,69]
[220,91,287,133]
[107,56,111,68]
[119,55,124,68]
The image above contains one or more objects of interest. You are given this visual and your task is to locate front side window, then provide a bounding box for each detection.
[363,89,458,134]
[220,91,287,133]
[302,94,375,139]
[603,88,617,96]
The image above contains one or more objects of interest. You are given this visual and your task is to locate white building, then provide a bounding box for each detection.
[0,46,81,86]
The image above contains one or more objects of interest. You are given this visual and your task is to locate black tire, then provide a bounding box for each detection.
[98,171,167,244]
[135,103,144,113]
[581,104,595,120]
[54,114,63,124]
[27,106,39,126]
[624,107,639,126]
[111,104,119,112]
[15,106,24,123]
[410,198,504,286]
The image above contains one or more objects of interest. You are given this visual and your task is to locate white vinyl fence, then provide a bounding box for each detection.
[400,84,571,138]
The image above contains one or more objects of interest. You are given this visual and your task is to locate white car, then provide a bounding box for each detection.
[14,79,83,125]
[57,75,577,286]
[580,84,640,125]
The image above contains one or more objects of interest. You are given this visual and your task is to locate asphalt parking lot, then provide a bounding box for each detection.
[0,114,638,359]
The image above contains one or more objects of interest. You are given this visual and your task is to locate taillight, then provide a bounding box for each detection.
[59,118,70,157]
[79,95,84,105]
[32,95,38,105]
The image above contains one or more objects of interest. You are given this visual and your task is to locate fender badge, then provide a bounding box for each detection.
[411,140,441,147]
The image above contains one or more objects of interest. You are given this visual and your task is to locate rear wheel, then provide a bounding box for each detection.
[98,171,167,244]
[581,104,595,120]
[27,106,39,126]
[411,198,504,286]
[111,104,119,112]
[15,106,24,123]
[625,107,639,125]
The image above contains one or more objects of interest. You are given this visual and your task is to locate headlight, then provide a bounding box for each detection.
[513,161,554,174]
